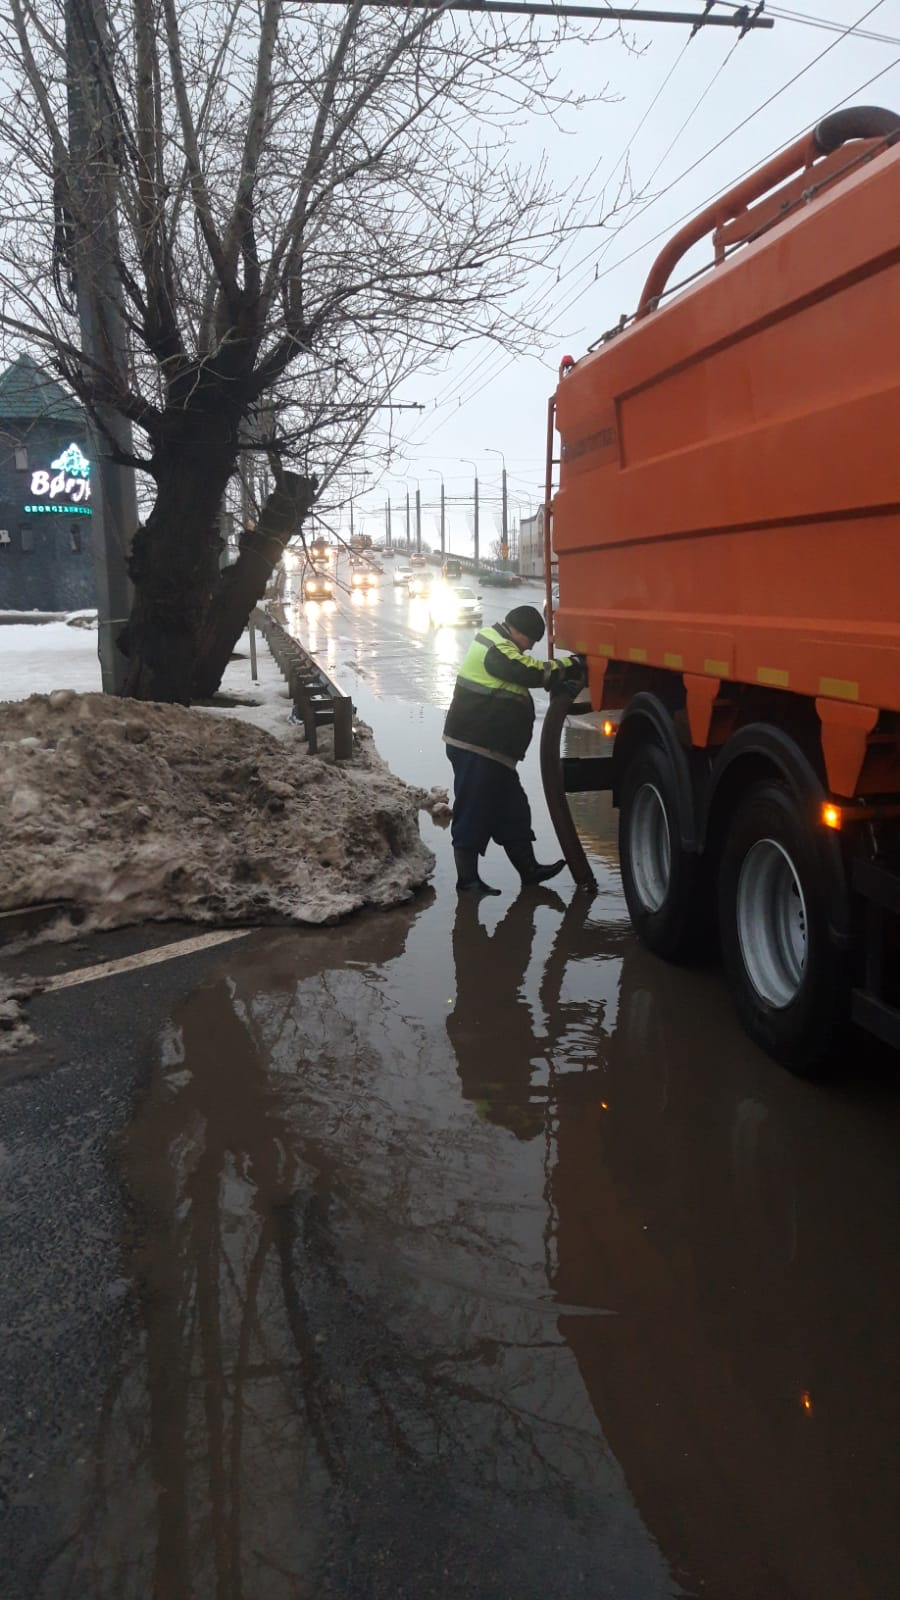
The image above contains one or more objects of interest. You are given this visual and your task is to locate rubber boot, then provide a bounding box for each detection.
[454,848,501,896]
[504,839,566,887]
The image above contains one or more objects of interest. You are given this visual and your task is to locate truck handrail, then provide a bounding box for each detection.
[636,105,900,319]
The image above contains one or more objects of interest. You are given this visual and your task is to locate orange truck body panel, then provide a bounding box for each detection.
[552,137,900,787]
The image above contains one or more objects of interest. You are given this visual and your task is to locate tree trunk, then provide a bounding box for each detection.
[120,441,236,703]
[191,472,315,700]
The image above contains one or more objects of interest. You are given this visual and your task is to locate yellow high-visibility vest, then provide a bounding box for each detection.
[455,627,539,700]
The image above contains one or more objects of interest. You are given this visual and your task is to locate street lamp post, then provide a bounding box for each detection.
[459,458,479,570]
[485,447,508,563]
[347,468,370,547]
[429,470,445,558]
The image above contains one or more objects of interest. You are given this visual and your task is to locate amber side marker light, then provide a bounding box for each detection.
[821,803,842,831]
[602,719,617,739]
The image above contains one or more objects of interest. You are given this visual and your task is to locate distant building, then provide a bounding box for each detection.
[0,353,96,611]
[518,506,556,580]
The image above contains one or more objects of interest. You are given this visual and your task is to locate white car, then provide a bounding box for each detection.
[393,565,413,586]
[429,583,483,628]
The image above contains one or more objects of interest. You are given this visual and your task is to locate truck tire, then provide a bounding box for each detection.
[717,779,847,1075]
[618,741,707,961]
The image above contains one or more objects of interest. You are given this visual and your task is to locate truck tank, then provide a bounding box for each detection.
[544,108,900,1071]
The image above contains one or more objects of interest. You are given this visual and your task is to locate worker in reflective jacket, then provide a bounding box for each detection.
[443,605,585,893]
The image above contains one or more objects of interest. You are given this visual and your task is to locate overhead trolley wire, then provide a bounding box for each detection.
[443,38,900,424]
[403,26,706,423]
[715,1,900,47]
[397,0,893,455]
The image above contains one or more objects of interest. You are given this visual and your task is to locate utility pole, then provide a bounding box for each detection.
[427,469,445,557]
[350,499,355,544]
[415,485,421,555]
[486,447,508,564]
[385,499,392,551]
[66,0,138,694]
[461,458,479,570]
[500,466,508,562]
[405,489,410,552]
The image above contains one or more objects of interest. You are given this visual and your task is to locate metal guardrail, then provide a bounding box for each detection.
[253,608,354,760]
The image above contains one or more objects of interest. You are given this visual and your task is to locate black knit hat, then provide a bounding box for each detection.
[505,604,546,644]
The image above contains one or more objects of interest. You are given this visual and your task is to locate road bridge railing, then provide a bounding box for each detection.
[253,608,354,760]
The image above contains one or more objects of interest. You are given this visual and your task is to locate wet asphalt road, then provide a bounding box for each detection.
[2,557,899,1599]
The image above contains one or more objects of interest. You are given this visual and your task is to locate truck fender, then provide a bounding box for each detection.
[703,723,851,946]
[612,693,706,852]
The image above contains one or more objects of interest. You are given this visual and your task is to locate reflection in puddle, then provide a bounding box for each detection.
[44,863,900,1599]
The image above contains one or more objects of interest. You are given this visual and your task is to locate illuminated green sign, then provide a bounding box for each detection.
[24,441,93,513]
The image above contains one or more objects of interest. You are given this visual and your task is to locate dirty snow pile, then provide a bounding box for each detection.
[0,975,36,1056]
[1,689,439,933]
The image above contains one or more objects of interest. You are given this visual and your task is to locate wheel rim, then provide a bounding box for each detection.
[629,782,671,912]
[736,838,808,1009]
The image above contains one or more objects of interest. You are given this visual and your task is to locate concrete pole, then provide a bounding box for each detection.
[501,466,509,562]
[473,474,479,570]
[67,0,138,695]
[440,478,445,558]
[415,486,421,555]
[405,489,410,552]
[385,499,392,550]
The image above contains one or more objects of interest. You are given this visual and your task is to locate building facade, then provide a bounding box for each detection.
[518,506,556,580]
[0,354,96,611]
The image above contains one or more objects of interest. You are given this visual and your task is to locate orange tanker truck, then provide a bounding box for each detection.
[542,106,900,1075]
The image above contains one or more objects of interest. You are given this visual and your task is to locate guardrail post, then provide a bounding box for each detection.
[333,695,353,761]
[288,664,318,753]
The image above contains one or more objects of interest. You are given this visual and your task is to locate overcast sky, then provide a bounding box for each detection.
[349,0,900,550]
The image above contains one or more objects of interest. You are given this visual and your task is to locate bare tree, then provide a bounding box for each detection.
[0,0,626,701]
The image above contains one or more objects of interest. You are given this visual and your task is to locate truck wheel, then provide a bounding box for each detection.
[718,779,846,1075]
[619,741,706,961]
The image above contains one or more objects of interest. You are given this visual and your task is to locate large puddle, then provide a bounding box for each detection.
[39,814,900,1598]
[18,584,900,1598]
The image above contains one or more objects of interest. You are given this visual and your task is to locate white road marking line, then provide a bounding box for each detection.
[41,929,250,992]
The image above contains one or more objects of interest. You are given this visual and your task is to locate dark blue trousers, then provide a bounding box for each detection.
[446,745,533,855]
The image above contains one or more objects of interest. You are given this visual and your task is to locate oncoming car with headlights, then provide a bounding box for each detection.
[350,564,378,590]
[407,568,433,598]
[303,568,333,601]
[429,583,483,628]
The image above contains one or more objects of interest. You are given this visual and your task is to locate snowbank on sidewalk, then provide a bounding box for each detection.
[0,618,101,700]
[2,690,436,934]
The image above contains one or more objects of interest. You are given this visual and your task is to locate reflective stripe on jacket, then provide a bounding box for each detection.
[443,624,559,765]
